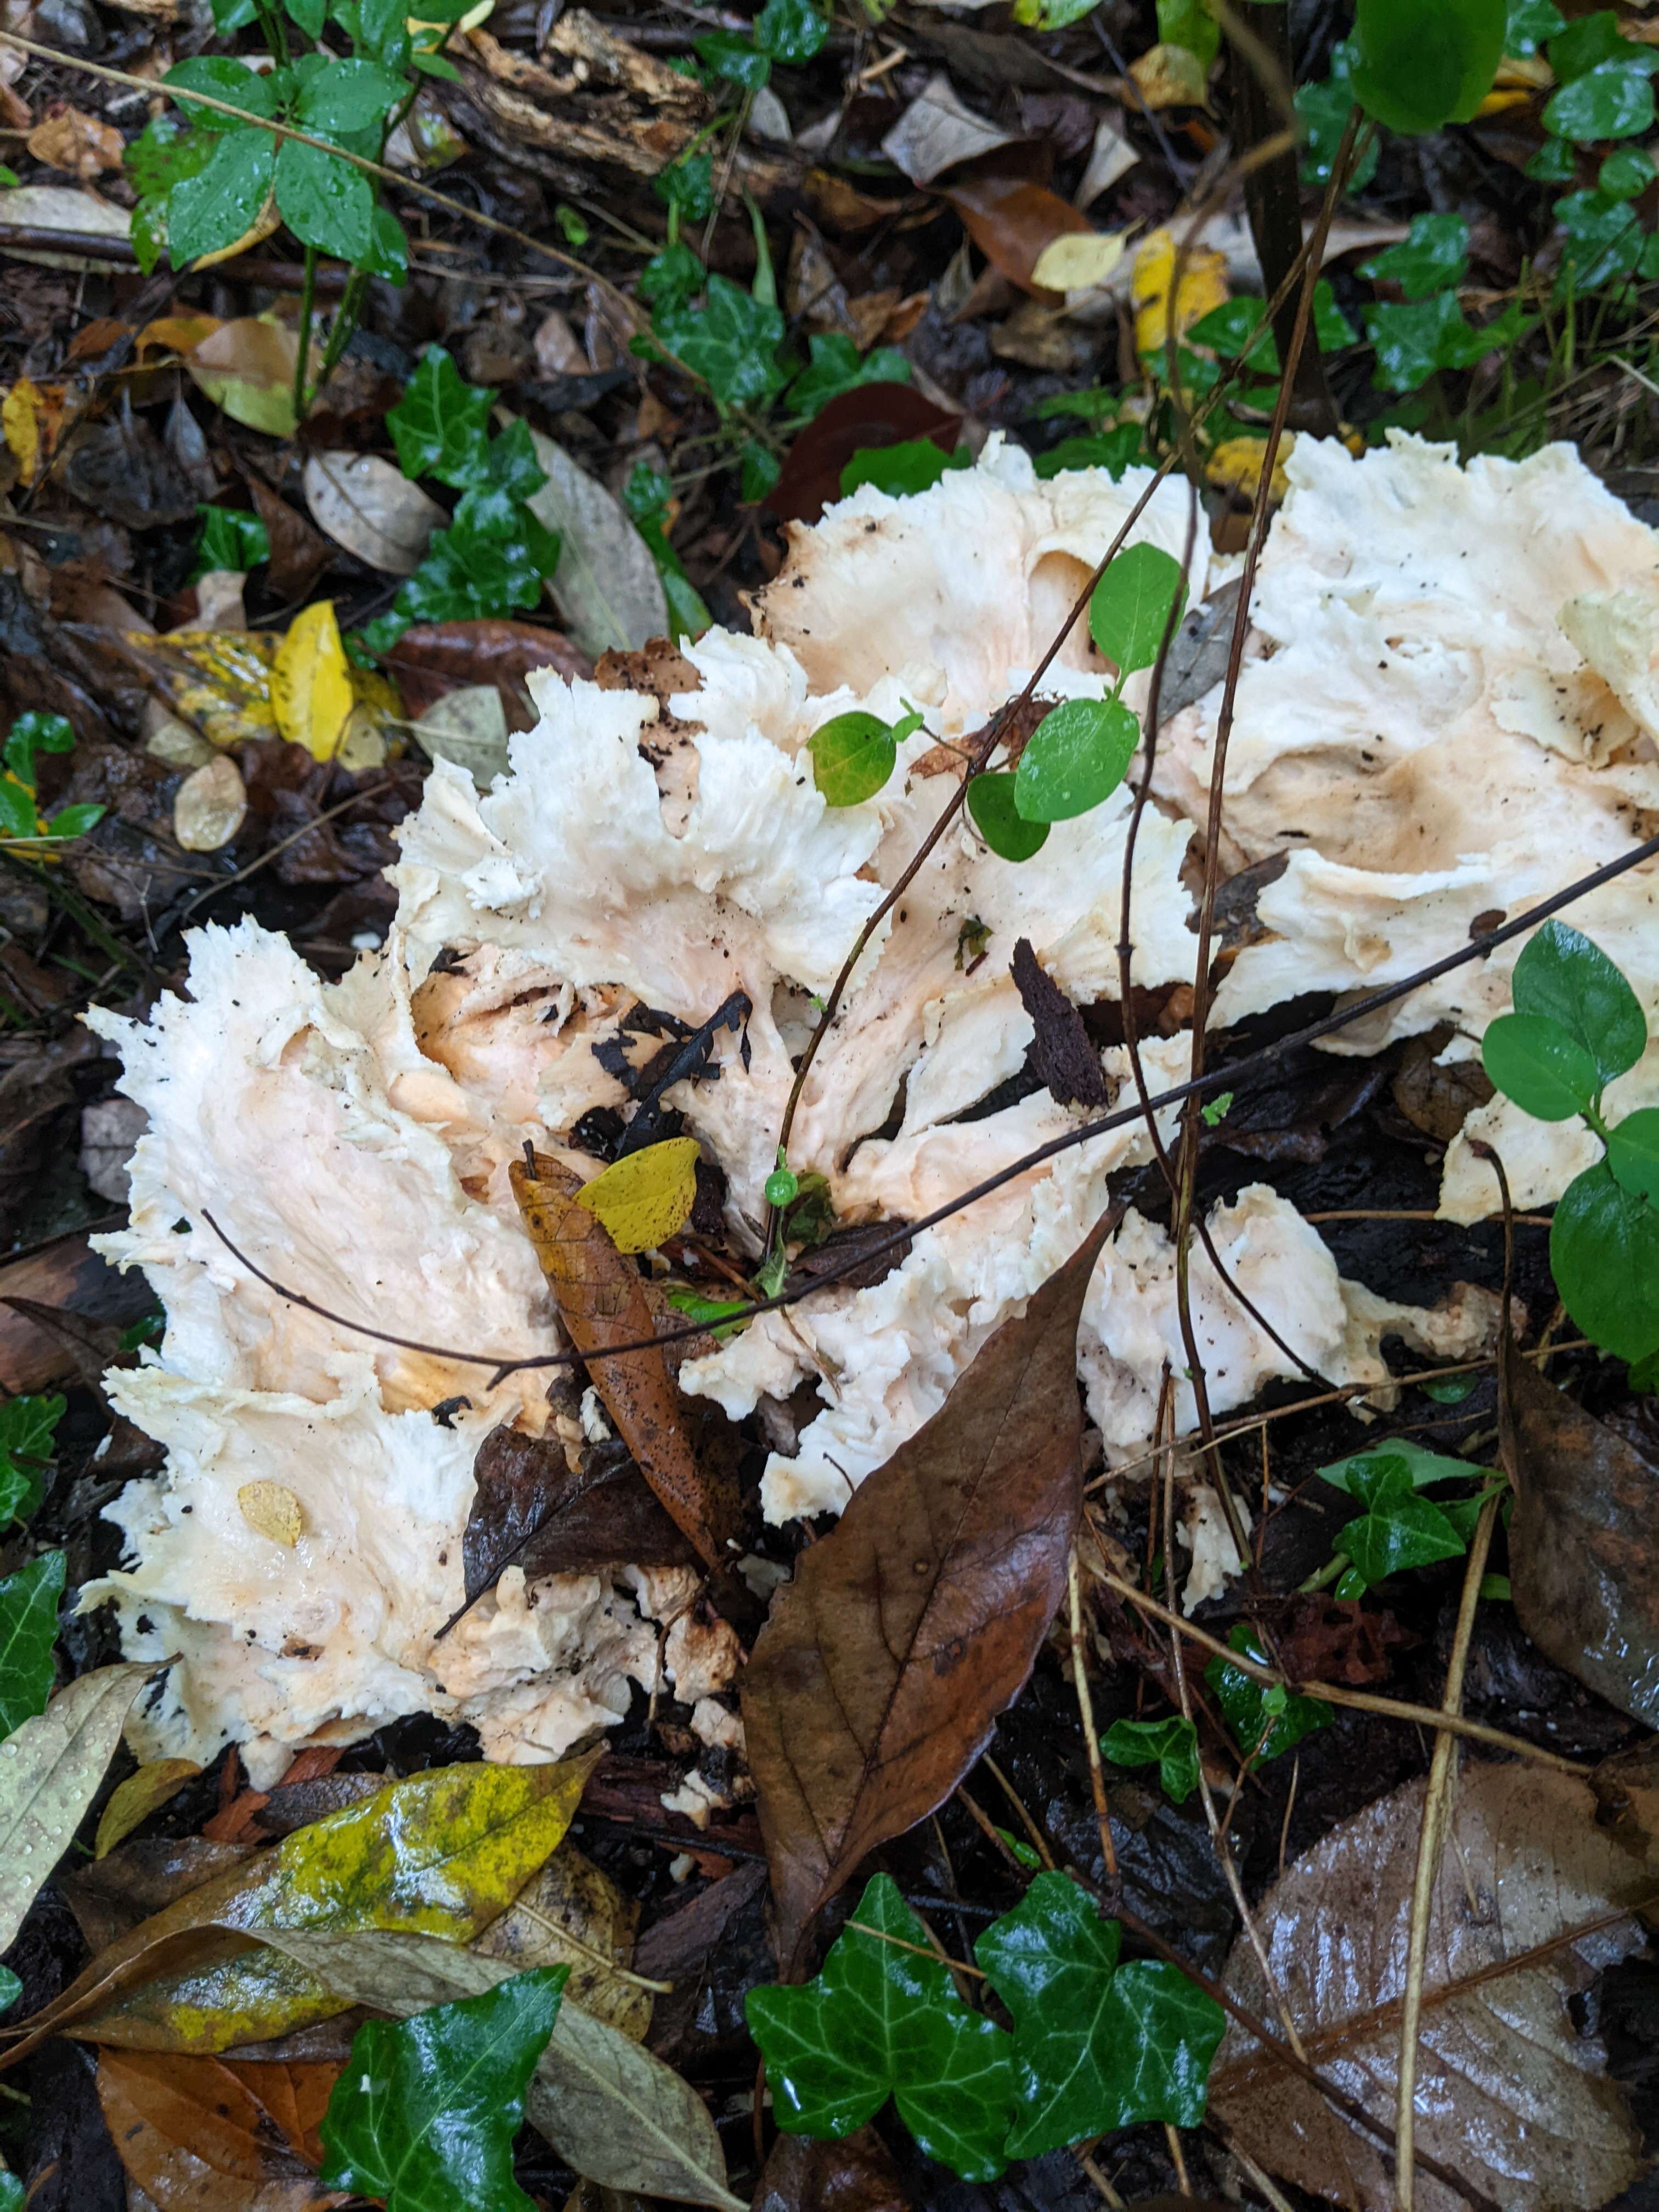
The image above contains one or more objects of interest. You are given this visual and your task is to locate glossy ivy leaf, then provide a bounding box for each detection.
[1318,1437,1480,1495]
[1014,697,1137,823]
[1361,211,1470,299]
[1088,541,1187,675]
[1296,41,1381,193]
[1100,1714,1199,1804]
[1600,145,1655,198]
[0,1967,18,2016]
[320,1966,567,2212]
[275,136,374,263]
[298,57,405,132]
[167,131,273,266]
[638,241,704,311]
[0,1552,65,1735]
[786,332,912,417]
[1364,293,1530,393]
[651,276,787,410]
[808,706,922,806]
[1506,0,1564,55]
[287,0,326,32]
[3,712,74,791]
[1352,0,1506,134]
[0,1395,61,1528]
[967,771,1048,862]
[746,1874,1015,2182]
[1609,1109,1659,1204]
[623,462,713,640]
[1029,386,1118,423]
[1548,60,1656,139]
[653,149,716,223]
[695,29,770,87]
[0,782,35,840]
[388,347,493,487]
[975,1871,1224,2158]
[755,0,828,62]
[839,438,968,498]
[1551,1159,1659,1364]
[1511,920,1646,1086]
[1204,1626,1330,1763]
[741,441,781,503]
[165,55,278,125]
[194,505,270,577]
[1339,1455,1470,1588]
[1033,427,1144,479]
[1549,8,1651,79]
[397,511,561,628]
[1482,1012,1601,1121]
[1554,189,1650,292]
[1527,134,1579,182]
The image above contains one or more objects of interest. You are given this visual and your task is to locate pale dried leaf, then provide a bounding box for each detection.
[238,1482,305,1548]
[94,1759,202,1861]
[414,685,511,789]
[173,755,247,853]
[526,430,667,658]
[1030,229,1127,294]
[0,184,129,268]
[879,72,1018,187]
[302,451,446,577]
[1211,1763,1659,2212]
[478,1843,651,2040]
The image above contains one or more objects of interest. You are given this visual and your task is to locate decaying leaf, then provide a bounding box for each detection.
[753,2126,910,2212]
[526,430,668,659]
[941,171,1094,296]
[1029,229,1129,294]
[477,1842,652,2041]
[174,755,248,853]
[0,184,131,269]
[185,319,315,439]
[879,74,1020,189]
[271,603,355,763]
[0,1661,160,1954]
[302,452,447,578]
[26,104,124,179]
[1210,1763,1659,2212]
[120,628,280,748]
[414,685,512,788]
[1502,1338,1659,1728]
[510,1151,738,1573]
[238,1481,306,1549]
[1129,40,1211,110]
[247,1927,746,2210]
[94,1760,202,1861]
[742,1213,1113,1968]
[575,1138,702,1256]
[462,1424,697,1605]
[96,2049,345,2211]
[766,382,961,526]
[2,375,68,484]
[1131,228,1229,356]
[386,617,589,730]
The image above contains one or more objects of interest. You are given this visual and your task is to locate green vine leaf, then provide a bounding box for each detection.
[1359,211,1471,298]
[786,332,912,419]
[967,770,1049,861]
[1511,920,1646,1086]
[1100,1715,1200,1804]
[1608,1108,1659,1204]
[1481,1012,1601,1121]
[839,438,968,498]
[1088,542,1187,675]
[1550,1159,1659,1365]
[166,131,273,266]
[388,347,494,488]
[274,136,374,263]
[0,1395,62,1529]
[0,1553,65,1735]
[651,275,788,410]
[1204,1627,1331,1763]
[754,0,828,62]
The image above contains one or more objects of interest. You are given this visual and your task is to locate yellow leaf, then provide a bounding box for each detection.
[94,1759,201,1860]
[1207,434,1295,503]
[1030,229,1128,294]
[185,314,313,438]
[271,601,354,760]
[1,377,65,485]
[237,1481,305,1548]
[1128,40,1211,110]
[121,628,279,749]
[574,1136,702,1255]
[477,1842,653,2040]
[1132,226,1229,357]
[137,313,223,359]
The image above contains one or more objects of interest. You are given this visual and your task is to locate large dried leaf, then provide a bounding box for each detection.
[879,74,1019,188]
[8,1758,594,2061]
[96,2049,345,2211]
[0,184,130,270]
[526,431,667,658]
[767,383,962,527]
[252,1928,745,2210]
[1210,1764,1659,2212]
[0,1660,157,1954]
[303,451,446,577]
[742,1214,1111,1968]
[510,1152,737,1573]
[1501,1337,1659,1726]
[465,1423,696,1604]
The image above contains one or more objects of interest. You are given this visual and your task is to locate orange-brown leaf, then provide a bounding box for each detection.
[941,172,1092,295]
[97,2049,346,2211]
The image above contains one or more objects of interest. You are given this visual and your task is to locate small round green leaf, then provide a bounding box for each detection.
[1511,919,1647,1084]
[967,771,1049,862]
[808,712,896,806]
[165,131,274,267]
[1546,61,1656,141]
[1481,1013,1600,1121]
[1550,1158,1659,1363]
[1088,542,1187,675]
[1014,697,1138,823]
[1608,1108,1659,1204]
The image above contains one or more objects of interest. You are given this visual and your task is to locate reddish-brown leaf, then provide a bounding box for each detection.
[463,1422,698,1604]
[1501,1336,1659,1727]
[766,384,962,527]
[387,619,591,733]
[246,479,335,604]
[97,2049,345,2211]
[754,2125,912,2211]
[742,1211,1115,1968]
[509,1150,738,1572]
[940,170,1092,295]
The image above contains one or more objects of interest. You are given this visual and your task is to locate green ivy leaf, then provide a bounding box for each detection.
[1100,1714,1200,1804]
[623,462,712,639]
[1547,61,1656,140]
[695,29,770,86]
[1088,542,1187,675]
[275,137,374,262]
[193,506,270,577]
[43,803,105,841]
[1014,697,1138,822]
[1506,0,1564,54]
[1482,1012,1602,1121]
[1339,1455,1471,1587]
[395,510,561,630]
[0,1553,65,1735]
[1527,134,1580,181]
[388,346,494,488]
[1033,428,1144,481]
[298,57,405,133]
[210,0,258,29]
[638,241,704,311]
[166,131,274,266]
[652,275,787,409]
[1420,1374,1477,1404]
[1296,41,1382,192]
[746,1874,1015,2182]
[1599,145,1655,198]
[1361,211,1471,298]
[3,712,74,792]
[1511,919,1647,1086]
[1318,1437,1481,1494]
[165,55,279,126]
[808,710,911,806]
[653,149,716,223]
[1608,1109,1659,1204]
[1550,1159,1659,1364]
[755,0,828,62]
[839,438,968,498]
[1204,1626,1330,1762]
[1352,0,1506,133]
[740,440,781,503]
[785,331,912,417]
[0,1395,61,1528]
[1028,386,1119,422]
[975,1871,1224,2158]
[320,1967,566,2212]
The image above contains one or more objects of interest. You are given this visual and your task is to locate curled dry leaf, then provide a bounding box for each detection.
[462,1423,696,1608]
[385,617,590,731]
[879,73,1020,189]
[415,685,512,789]
[96,2049,345,2212]
[1500,1337,1659,1726]
[742,1212,1114,1969]
[26,104,124,180]
[1210,1763,1659,2212]
[526,430,668,659]
[173,754,247,853]
[941,168,1094,296]
[302,452,447,578]
[510,1150,738,1574]
[94,1759,202,1861]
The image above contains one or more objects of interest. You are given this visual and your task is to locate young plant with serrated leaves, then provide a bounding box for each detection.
[745,1870,1224,2180]
[126,0,473,422]
[0,714,104,848]
[1480,921,1659,1383]
[966,541,1185,864]
[1307,1438,1502,1600]
[352,348,563,658]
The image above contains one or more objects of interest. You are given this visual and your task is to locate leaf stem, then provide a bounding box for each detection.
[292,246,318,429]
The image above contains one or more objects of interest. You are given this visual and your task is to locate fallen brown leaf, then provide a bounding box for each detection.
[510,1150,739,1572]
[766,383,961,527]
[26,103,124,179]
[97,2049,345,2211]
[1211,1763,1659,2212]
[386,618,590,732]
[1501,1336,1659,1728]
[753,2125,911,2211]
[942,166,1093,296]
[742,1210,1114,1968]
[464,1423,698,1603]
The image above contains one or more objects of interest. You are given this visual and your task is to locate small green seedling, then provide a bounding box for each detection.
[808,704,925,809]
[1101,1713,1200,1803]
[1311,1439,1498,1599]
[1204,1626,1330,1762]
[0,714,104,845]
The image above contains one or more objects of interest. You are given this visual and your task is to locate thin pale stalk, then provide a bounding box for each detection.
[1067,1550,1119,1882]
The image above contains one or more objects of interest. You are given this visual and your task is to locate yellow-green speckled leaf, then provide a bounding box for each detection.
[574,1137,701,1255]
[66,1754,599,2055]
